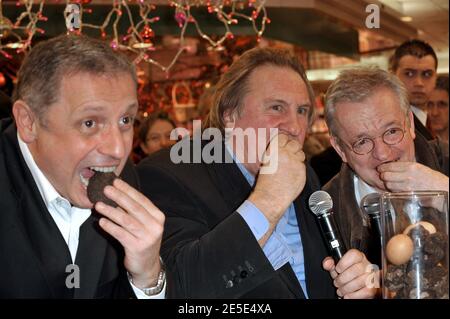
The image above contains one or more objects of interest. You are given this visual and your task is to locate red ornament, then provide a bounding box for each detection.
[132,25,155,49]
[0,72,6,87]
[175,11,186,27]
[140,25,155,41]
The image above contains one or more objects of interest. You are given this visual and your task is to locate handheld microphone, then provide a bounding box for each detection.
[360,193,382,242]
[309,190,347,262]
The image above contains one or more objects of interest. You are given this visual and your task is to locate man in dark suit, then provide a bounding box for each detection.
[138,48,377,299]
[0,35,166,298]
[389,39,438,141]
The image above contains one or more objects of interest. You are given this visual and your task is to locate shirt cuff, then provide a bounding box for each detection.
[237,200,270,240]
[129,275,166,299]
[263,231,292,270]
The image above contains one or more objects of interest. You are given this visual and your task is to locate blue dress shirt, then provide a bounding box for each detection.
[230,149,309,298]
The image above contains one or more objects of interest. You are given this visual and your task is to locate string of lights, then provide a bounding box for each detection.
[0,0,269,74]
[0,0,46,58]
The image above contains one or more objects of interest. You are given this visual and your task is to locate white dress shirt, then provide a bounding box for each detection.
[17,134,165,299]
[353,174,378,208]
[411,105,427,126]
[353,174,378,227]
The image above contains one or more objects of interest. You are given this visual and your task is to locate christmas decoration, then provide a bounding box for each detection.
[0,0,268,74]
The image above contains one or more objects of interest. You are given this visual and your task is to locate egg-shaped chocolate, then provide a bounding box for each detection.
[87,171,118,207]
[386,234,414,265]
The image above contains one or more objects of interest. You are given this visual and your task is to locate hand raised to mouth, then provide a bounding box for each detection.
[377,161,449,192]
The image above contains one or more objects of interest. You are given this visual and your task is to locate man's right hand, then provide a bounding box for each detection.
[248,133,306,229]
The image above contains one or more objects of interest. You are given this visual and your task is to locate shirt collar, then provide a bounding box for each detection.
[353,173,378,207]
[225,139,255,186]
[17,133,67,209]
[410,105,427,126]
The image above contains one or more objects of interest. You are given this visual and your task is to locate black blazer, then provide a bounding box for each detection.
[137,139,336,299]
[413,113,434,141]
[0,118,137,298]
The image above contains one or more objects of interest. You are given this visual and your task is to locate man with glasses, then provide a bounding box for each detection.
[322,67,449,267]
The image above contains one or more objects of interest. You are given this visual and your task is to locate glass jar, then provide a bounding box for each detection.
[381,191,448,299]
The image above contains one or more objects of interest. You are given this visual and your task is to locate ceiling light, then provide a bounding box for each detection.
[400,16,413,22]
[5,42,24,49]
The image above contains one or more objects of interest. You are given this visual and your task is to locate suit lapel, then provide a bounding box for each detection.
[73,160,137,298]
[295,168,336,299]
[337,165,365,250]
[73,214,110,298]
[3,123,73,297]
[294,192,320,298]
[413,114,434,141]
[203,140,253,212]
[414,132,441,171]
[278,263,305,298]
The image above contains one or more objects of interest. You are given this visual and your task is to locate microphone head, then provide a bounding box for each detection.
[309,190,333,216]
[360,193,380,216]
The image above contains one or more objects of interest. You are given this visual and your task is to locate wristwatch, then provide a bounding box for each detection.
[128,258,166,296]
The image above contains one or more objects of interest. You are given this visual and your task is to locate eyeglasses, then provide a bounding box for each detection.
[339,121,407,155]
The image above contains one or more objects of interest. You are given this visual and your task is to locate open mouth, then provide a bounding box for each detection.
[80,166,117,187]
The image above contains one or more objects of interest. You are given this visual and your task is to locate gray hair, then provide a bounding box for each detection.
[13,34,137,124]
[324,66,410,136]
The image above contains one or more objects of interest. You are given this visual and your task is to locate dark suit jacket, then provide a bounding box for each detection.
[413,113,434,141]
[137,139,336,299]
[0,118,137,298]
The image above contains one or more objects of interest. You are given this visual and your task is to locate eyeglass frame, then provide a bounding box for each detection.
[335,119,409,155]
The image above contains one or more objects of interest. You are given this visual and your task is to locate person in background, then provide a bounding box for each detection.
[428,75,449,143]
[139,112,176,156]
[389,39,438,141]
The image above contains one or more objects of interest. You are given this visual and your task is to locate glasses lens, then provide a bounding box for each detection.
[383,128,404,145]
[352,138,374,155]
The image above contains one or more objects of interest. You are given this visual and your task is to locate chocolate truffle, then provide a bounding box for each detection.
[87,171,118,207]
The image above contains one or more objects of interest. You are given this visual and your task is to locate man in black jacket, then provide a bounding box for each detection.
[0,35,165,298]
[138,48,377,299]
[389,39,438,140]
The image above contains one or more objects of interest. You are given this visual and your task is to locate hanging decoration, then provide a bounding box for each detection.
[0,0,46,58]
[0,0,269,74]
